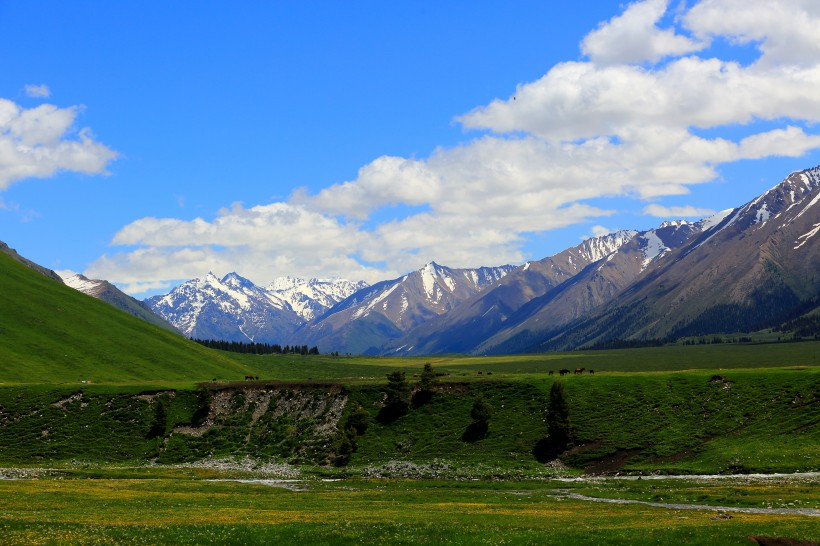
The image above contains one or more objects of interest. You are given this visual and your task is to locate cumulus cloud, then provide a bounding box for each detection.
[581,0,704,65]
[24,84,51,98]
[302,156,441,219]
[87,202,393,286]
[0,99,118,190]
[684,0,820,67]
[643,204,716,217]
[92,0,820,294]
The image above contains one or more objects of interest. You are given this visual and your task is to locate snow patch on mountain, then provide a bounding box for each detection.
[754,203,771,225]
[641,232,669,270]
[697,209,734,232]
[421,263,439,300]
[59,272,103,294]
[578,230,638,263]
[265,277,368,321]
[793,191,820,223]
[795,222,820,250]
[353,283,400,319]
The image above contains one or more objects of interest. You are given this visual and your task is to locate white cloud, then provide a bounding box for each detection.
[586,225,615,239]
[643,204,716,217]
[24,84,51,98]
[88,202,394,286]
[581,0,704,65]
[91,0,820,295]
[301,156,441,219]
[684,0,820,67]
[0,99,118,190]
[458,59,820,142]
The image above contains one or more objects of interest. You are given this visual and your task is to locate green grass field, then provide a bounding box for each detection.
[0,472,816,545]
[224,341,820,385]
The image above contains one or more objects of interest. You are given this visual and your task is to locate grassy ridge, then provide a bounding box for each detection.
[0,251,250,385]
[1,368,815,474]
[561,367,820,473]
[347,368,819,474]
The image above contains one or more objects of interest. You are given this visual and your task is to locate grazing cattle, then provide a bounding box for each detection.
[574,367,585,375]
[559,368,571,376]
[589,369,595,375]
[548,370,554,376]
[244,375,254,380]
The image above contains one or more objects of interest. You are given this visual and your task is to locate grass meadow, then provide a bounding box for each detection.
[0,473,817,545]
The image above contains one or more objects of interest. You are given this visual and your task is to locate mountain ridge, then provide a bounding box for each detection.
[145,272,367,343]
[115,164,820,355]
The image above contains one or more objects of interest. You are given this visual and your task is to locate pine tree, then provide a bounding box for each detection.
[546,381,572,451]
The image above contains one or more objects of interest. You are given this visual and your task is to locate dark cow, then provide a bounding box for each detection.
[559,368,571,376]
[244,375,255,380]
[548,370,554,376]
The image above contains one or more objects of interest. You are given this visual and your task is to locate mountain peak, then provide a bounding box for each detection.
[577,229,638,263]
[659,220,691,229]
[222,272,255,289]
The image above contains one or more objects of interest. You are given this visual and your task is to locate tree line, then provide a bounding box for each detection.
[192,338,319,355]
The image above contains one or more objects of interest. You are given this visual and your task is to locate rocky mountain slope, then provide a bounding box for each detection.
[383,230,638,355]
[60,272,181,334]
[0,240,64,282]
[471,220,710,354]
[290,262,515,354]
[146,273,367,343]
[487,166,820,353]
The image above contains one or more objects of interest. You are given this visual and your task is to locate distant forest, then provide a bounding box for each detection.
[192,339,320,355]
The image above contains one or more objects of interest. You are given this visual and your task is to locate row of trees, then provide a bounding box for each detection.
[191,339,319,355]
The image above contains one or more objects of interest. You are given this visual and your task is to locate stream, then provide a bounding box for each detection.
[550,489,820,517]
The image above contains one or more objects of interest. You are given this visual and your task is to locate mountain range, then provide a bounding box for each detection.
[289,262,516,355]
[50,165,820,355]
[144,273,368,343]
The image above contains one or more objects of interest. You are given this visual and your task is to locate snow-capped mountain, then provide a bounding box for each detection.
[489,166,820,353]
[290,262,515,354]
[135,165,819,354]
[471,221,702,354]
[383,229,641,355]
[145,272,367,343]
[61,272,107,296]
[59,271,180,333]
[266,277,369,321]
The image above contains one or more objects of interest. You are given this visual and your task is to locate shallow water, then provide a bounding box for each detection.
[206,478,309,491]
[552,490,820,517]
[553,471,820,482]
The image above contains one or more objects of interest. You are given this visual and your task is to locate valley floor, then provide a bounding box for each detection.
[0,467,817,545]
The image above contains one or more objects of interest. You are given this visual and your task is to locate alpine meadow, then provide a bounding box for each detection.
[1,1,820,545]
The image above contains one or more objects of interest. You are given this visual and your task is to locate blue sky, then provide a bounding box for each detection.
[2,1,820,297]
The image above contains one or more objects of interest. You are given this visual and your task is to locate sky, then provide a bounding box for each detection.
[2,0,820,297]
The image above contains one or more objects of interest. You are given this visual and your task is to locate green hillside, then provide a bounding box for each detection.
[0,250,250,385]
[0,367,816,475]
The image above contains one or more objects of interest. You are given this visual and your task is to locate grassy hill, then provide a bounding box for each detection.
[0,250,250,385]
[0,367,815,474]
